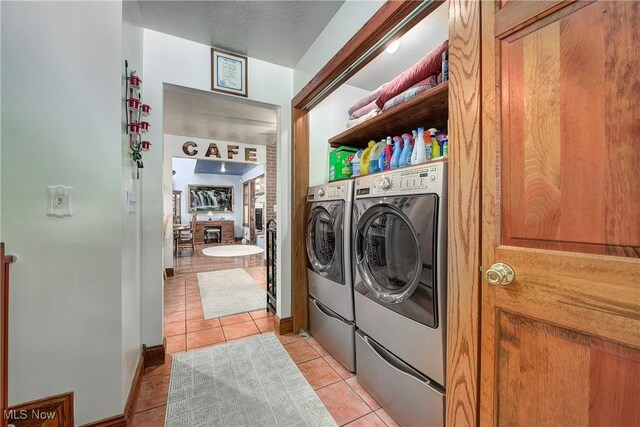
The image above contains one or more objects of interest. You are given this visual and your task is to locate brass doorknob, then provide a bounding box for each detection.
[485,262,515,286]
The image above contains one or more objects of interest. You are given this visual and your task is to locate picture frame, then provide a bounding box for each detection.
[211,48,248,97]
[188,184,234,213]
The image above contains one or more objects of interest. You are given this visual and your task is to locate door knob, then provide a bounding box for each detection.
[485,262,515,286]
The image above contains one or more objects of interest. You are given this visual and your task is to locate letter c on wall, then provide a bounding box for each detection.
[183,141,198,156]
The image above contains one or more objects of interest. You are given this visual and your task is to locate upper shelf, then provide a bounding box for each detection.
[329,82,449,148]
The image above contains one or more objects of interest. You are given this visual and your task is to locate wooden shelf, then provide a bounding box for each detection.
[329,82,449,148]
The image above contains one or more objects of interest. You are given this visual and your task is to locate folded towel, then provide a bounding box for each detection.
[346,109,379,128]
[348,83,387,117]
[381,75,438,111]
[376,40,448,109]
[350,100,379,119]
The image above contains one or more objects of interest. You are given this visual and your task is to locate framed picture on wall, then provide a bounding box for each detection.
[211,48,248,97]
[189,185,234,213]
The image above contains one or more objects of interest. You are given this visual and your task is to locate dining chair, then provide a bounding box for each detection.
[177,213,196,254]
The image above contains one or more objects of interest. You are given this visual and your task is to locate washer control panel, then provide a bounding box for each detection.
[308,180,354,202]
[355,162,446,198]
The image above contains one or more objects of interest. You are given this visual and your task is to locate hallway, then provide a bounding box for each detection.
[129,251,399,426]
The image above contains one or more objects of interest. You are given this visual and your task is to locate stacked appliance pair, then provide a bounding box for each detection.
[306,162,447,426]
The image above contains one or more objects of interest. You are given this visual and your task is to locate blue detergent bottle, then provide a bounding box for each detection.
[399,133,413,167]
[378,151,386,171]
[390,136,402,169]
[351,149,363,177]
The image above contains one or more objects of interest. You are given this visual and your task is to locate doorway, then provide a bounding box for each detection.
[163,85,278,354]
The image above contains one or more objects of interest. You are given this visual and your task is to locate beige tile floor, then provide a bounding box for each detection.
[130,245,399,426]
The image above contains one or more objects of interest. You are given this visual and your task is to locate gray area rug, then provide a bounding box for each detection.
[165,333,337,426]
[197,268,265,319]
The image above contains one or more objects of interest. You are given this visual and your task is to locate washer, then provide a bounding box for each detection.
[306,180,355,372]
[353,162,447,427]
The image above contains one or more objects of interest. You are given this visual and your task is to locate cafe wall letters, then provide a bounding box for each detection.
[166,134,266,164]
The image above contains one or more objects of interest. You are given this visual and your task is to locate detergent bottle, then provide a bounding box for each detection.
[442,138,449,157]
[428,128,441,158]
[425,138,432,161]
[410,130,419,165]
[390,136,402,169]
[413,127,428,165]
[360,140,376,176]
[351,149,363,177]
[378,151,386,172]
[369,140,385,174]
[399,134,413,168]
[385,137,393,170]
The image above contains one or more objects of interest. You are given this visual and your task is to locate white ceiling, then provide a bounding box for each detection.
[138,0,345,68]
[346,1,449,92]
[163,84,277,144]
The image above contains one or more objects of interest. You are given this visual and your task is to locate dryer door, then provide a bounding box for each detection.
[306,201,344,284]
[354,195,438,327]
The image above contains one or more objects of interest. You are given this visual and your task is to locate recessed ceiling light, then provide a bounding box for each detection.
[220,163,226,173]
[385,40,400,54]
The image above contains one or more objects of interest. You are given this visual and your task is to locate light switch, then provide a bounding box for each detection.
[47,185,72,217]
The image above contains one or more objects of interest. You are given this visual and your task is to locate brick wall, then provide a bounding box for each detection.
[266,143,277,224]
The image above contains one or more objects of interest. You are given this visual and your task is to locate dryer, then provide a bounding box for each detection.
[306,180,355,372]
[353,162,447,427]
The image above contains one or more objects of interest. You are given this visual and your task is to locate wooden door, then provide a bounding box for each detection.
[481,1,640,425]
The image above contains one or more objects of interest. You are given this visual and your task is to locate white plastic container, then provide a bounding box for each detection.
[413,127,428,164]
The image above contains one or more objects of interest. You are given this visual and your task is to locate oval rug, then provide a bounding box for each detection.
[202,244,264,257]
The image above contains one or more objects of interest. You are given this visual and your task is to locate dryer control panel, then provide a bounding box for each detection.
[355,161,447,198]
[307,180,354,202]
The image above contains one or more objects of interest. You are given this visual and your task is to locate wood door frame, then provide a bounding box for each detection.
[446,1,482,425]
[290,1,482,423]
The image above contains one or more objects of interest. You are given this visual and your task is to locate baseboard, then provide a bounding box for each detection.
[143,341,165,369]
[8,391,74,426]
[165,267,175,277]
[275,316,293,334]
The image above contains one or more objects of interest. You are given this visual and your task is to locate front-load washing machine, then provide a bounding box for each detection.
[306,180,355,372]
[353,162,447,426]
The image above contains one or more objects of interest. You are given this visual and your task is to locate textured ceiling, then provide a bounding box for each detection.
[194,159,260,175]
[164,84,277,144]
[346,1,449,92]
[138,0,344,68]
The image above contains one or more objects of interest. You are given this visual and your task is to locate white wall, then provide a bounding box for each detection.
[1,1,126,423]
[308,84,369,186]
[293,0,385,94]
[143,29,293,346]
[121,0,143,409]
[172,158,243,236]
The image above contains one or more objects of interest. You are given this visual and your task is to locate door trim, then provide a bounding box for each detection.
[444,1,483,425]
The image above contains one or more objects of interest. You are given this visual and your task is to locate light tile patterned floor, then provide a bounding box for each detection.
[130,246,399,426]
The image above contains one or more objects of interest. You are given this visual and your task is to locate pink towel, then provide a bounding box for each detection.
[350,100,379,119]
[375,40,448,109]
[347,83,387,116]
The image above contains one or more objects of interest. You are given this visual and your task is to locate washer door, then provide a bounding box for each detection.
[306,201,344,284]
[355,204,421,304]
[354,195,438,328]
